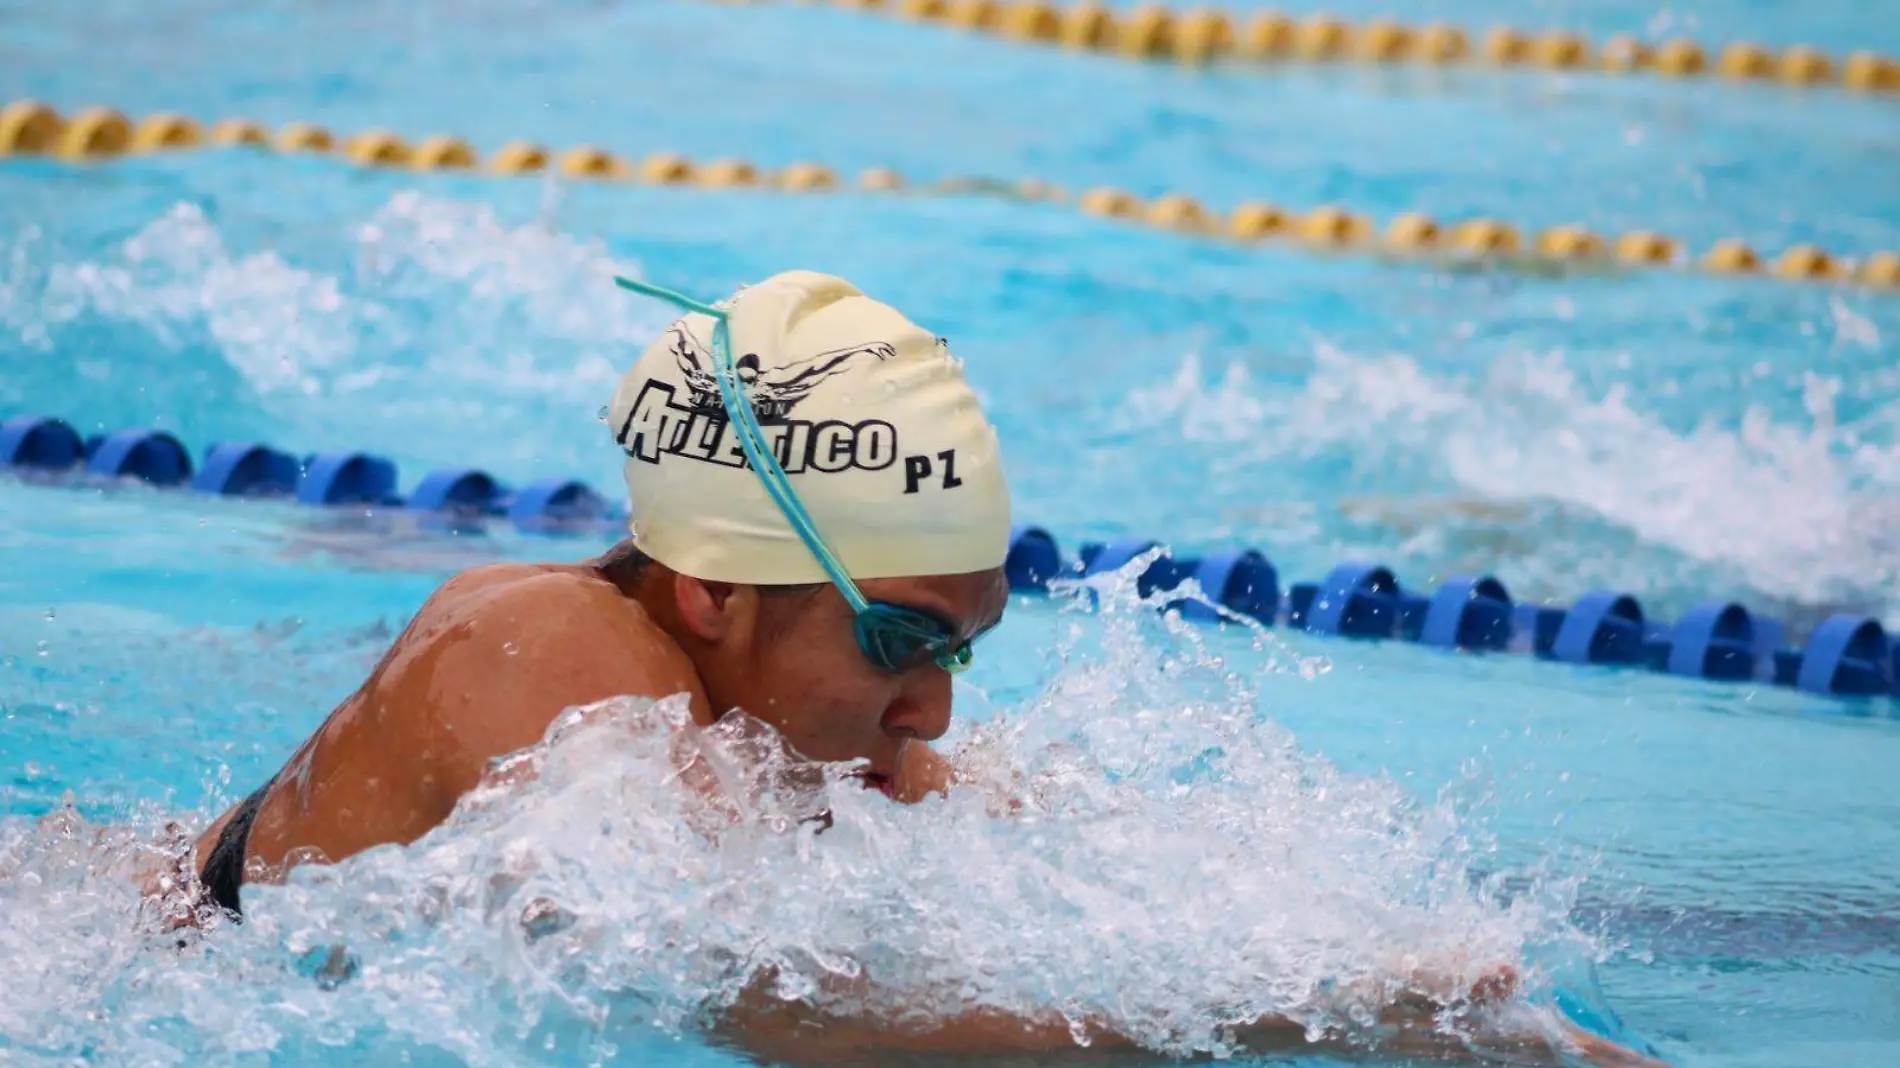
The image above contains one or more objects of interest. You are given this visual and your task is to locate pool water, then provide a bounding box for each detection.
[3,0,1900,1065]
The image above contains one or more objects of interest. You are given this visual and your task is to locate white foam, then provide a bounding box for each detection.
[25,202,359,395]
[0,578,1600,1064]
[1121,346,1900,615]
[0,193,669,479]
[350,190,659,399]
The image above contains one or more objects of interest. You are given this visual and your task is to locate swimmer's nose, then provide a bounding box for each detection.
[882,666,952,743]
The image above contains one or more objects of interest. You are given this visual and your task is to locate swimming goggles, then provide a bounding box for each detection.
[614,276,978,675]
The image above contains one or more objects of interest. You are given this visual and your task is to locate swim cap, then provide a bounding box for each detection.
[607,270,1011,585]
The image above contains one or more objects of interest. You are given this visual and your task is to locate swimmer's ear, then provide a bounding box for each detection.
[671,572,760,645]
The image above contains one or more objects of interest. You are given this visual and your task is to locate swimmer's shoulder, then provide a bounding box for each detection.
[370,563,710,767]
[235,564,709,872]
[420,561,704,703]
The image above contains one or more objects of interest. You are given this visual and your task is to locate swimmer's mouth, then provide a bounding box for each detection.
[856,770,895,798]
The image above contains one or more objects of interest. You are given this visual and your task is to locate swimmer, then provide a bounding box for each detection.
[191,270,1008,912]
[182,270,1660,1066]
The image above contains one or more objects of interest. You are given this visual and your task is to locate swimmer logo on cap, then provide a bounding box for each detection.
[607,270,1012,586]
[668,325,896,424]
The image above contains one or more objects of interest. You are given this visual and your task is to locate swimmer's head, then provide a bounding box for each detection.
[606,269,1012,585]
[605,271,1013,788]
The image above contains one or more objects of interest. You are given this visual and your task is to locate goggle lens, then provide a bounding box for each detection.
[854,604,975,675]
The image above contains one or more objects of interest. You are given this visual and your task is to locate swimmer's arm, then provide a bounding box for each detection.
[717,984,1196,1063]
[722,1007,1659,1067]
[718,972,1663,1067]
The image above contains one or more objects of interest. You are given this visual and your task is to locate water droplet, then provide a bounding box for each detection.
[23,762,39,777]
[596,405,610,422]
[34,640,49,657]
[43,607,55,621]
[502,641,520,656]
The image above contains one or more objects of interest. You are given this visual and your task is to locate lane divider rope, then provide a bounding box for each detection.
[4,413,1896,703]
[3,100,1900,290]
[2,100,1896,291]
[765,0,1900,96]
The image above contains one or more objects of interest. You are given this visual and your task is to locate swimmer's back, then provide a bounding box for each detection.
[196,561,709,890]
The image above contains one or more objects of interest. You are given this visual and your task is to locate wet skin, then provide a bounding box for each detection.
[192,543,1009,885]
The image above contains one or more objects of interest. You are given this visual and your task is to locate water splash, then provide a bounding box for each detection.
[350,191,660,398]
[0,192,668,481]
[0,576,1606,1066]
[1121,347,1900,619]
[9,204,358,395]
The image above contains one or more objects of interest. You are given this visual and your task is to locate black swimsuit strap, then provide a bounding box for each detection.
[198,776,276,918]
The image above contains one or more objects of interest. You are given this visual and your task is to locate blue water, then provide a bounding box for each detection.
[4,1,1900,1065]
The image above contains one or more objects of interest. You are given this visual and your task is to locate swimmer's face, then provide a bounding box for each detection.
[677,568,1009,795]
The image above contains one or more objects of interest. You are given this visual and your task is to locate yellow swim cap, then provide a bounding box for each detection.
[607,270,1012,585]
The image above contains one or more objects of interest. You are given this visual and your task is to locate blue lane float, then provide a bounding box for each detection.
[1550,591,1646,666]
[1794,616,1891,696]
[1418,575,1513,652]
[1004,525,1062,592]
[299,452,400,506]
[1660,602,1760,681]
[507,478,609,533]
[1179,550,1279,624]
[192,443,302,498]
[0,416,82,470]
[86,429,192,486]
[1296,562,1402,638]
[406,468,508,516]
[3,411,1897,704]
